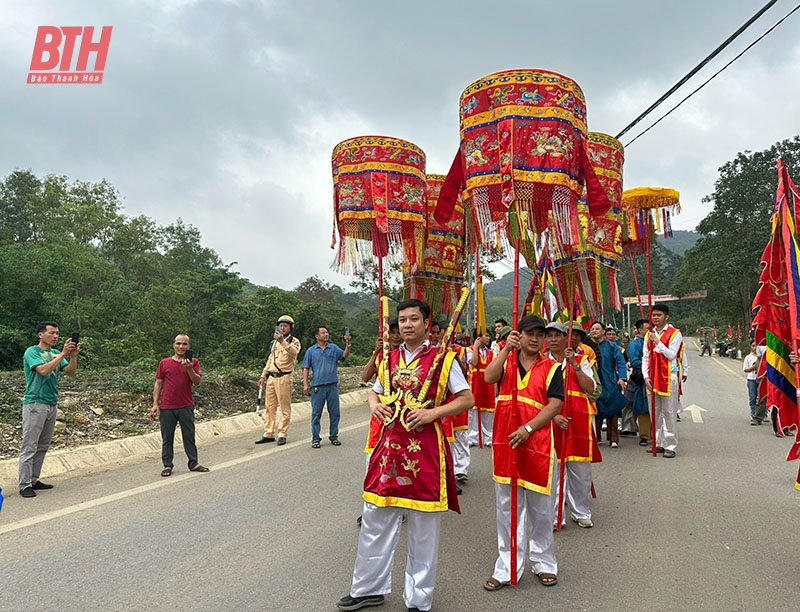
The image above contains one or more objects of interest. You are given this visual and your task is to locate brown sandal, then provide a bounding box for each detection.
[311,442,321,449]
[536,572,558,586]
[483,577,508,591]
[189,464,210,472]
[331,439,342,446]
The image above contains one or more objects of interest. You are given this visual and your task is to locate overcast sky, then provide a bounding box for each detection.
[2,0,799,290]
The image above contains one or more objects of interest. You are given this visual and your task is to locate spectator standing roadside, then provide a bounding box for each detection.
[743,341,761,424]
[302,326,351,448]
[149,334,208,476]
[18,321,79,498]
[255,315,301,446]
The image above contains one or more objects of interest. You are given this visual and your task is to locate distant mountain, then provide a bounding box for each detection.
[484,230,701,299]
[656,229,699,257]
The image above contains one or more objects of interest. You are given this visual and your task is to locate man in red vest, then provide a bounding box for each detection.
[337,299,473,612]
[467,331,496,447]
[642,304,683,458]
[546,322,601,528]
[482,314,564,590]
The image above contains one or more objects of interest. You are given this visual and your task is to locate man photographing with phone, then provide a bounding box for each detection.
[18,321,79,498]
[255,315,301,446]
[150,334,209,476]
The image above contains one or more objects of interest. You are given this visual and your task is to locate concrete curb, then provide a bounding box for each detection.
[0,389,369,486]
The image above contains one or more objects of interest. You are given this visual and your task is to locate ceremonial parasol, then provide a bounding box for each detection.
[331,135,428,297]
[403,174,466,314]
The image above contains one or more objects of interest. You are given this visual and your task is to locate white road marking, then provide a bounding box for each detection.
[683,404,707,424]
[0,419,369,536]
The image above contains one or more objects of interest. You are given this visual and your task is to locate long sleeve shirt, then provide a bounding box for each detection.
[642,325,683,379]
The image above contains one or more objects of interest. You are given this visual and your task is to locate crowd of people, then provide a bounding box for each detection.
[336,301,689,612]
[15,304,772,612]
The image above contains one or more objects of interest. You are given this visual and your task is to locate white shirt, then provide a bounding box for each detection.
[642,324,684,379]
[743,353,759,381]
[549,353,596,392]
[372,340,470,395]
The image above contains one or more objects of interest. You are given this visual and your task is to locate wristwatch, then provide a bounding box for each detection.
[524,424,533,434]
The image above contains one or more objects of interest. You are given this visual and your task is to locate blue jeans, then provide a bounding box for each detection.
[747,379,759,418]
[311,383,340,443]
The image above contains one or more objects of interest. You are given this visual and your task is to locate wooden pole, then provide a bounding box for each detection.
[509,235,521,586]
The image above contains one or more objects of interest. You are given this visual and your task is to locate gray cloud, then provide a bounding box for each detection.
[2,0,799,288]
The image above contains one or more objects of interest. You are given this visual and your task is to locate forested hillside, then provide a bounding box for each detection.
[0,170,379,371]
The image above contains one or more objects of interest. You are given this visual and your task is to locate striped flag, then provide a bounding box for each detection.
[752,159,800,488]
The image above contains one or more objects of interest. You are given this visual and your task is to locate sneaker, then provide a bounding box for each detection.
[455,473,468,483]
[31,480,54,490]
[255,436,275,444]
[277,437,287,446]
[336,594,385,610]
[610,441,619,448]
[576,518,593,528]
[19,487,36,498]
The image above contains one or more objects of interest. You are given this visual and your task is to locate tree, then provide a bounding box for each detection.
[671,135,800,330]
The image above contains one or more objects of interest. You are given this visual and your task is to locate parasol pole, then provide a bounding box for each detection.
[628,252,646,320]
[509,232,521,586]
[475,251,484,449]
[645,217,657,456]
[556,281,577,531]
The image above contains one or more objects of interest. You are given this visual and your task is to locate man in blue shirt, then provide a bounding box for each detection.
[302,326,351,448]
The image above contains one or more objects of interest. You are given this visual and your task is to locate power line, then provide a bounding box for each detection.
[624,2,800,147]
[614,0,779,140]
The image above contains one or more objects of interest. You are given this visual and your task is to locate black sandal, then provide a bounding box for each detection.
[638,438,649,446]
[331,439,342,446]
[161,467,173,477]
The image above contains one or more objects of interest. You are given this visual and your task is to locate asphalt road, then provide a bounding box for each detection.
[2,345,800,612]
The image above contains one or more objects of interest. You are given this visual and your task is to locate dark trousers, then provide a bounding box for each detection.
[159,406,199,468]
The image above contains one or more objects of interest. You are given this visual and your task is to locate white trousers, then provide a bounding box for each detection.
[620,405,638,433]
[552,461,592,523]
[467,409,494,446]
[651,375,679,451]
[350,502,441,611]
[450,429,470,475]
[492,481,557,583]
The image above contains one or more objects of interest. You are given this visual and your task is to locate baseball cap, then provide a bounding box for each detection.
[518,315,547,332]
[545,321,568,334]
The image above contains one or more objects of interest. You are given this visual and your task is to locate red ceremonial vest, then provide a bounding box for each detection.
[470,346,496,412]
[648,326,679,396]
[492,354,560,494]
[363,344,460,512]
[553,354,601,464]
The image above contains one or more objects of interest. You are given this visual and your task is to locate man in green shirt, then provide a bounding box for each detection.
[19,321,79,498]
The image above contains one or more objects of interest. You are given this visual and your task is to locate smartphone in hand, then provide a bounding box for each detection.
[184,349,194,361]
[345,327,350,336]
[70,332,80,345]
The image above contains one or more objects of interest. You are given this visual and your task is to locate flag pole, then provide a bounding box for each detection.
[778,163,800,440]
